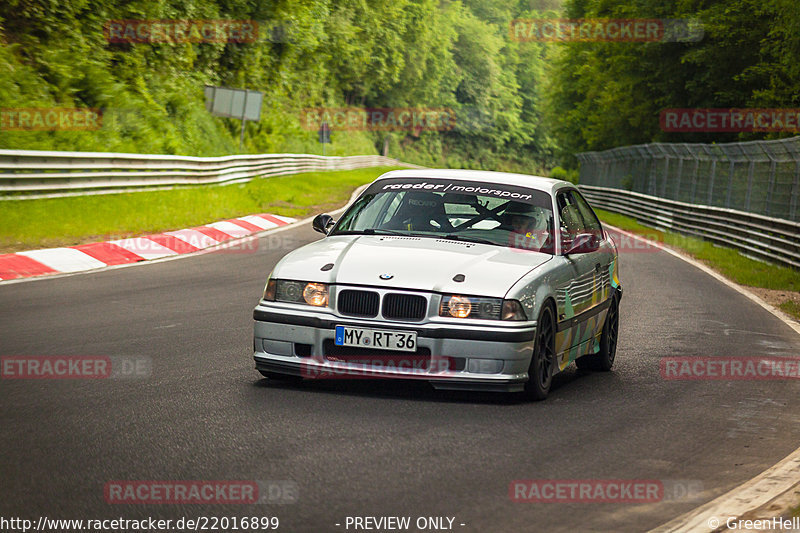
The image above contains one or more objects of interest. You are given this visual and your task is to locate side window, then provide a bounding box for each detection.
[557,192,586,237]
[570,191,602,234]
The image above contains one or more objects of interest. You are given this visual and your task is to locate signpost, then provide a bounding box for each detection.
[204,85,263,152]
[318,121,331,156]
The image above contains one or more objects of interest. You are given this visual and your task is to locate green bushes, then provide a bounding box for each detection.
[549,166,578,184]
[546,0,800,160]
[0,0,558,169]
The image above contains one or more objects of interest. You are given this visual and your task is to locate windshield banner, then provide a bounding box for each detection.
[365,177,551,207]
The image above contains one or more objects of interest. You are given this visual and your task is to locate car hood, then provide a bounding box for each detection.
[272,235,552,297]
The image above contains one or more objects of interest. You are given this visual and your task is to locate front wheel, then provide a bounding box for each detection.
[524,305,556,400]
[576,294,619,371]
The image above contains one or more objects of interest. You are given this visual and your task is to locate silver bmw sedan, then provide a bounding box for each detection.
[253,169,621,400]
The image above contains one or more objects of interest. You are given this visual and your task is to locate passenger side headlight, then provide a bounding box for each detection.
[439,295,527,321]
[263,279,329,307]
[440,295,500,320]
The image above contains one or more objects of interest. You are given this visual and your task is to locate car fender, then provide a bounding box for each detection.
[506,257,561,326]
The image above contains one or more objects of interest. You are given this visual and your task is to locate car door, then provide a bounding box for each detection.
[568,190,615,348]
[553,190,607,365]
[571,189,614,310]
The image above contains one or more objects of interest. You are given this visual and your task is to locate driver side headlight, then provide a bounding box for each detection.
[439,295,527,321]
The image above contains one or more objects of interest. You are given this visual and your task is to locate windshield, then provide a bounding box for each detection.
[332,178,554,254]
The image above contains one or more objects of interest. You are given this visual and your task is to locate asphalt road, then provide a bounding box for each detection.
[1,221,799,533]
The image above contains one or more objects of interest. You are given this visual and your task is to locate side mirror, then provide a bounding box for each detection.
[312,214,335,235]
[564,232,600,255]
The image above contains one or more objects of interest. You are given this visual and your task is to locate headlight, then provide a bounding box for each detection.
[440,295,502,319]
[265,279,329,307]
[445,295,473,318]
[302,282,329,306]
[440,295,527,321]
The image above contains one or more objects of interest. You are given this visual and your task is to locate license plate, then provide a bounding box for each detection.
[334,325,417,352]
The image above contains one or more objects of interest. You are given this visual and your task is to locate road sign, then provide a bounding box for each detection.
[204,85,263,151]
[204,86,262,121]
[319,121,331,144]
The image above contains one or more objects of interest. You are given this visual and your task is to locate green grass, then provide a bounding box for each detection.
[595,207,800,313]
[0,166,405,252]
[779,301,800,321]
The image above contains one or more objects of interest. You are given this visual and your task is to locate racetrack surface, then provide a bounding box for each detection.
[1,222,799,532]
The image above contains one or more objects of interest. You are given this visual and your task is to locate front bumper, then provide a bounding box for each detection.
[252,304,536,393]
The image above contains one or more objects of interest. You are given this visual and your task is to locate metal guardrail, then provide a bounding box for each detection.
[0,150,411,199]
[579,185,800,269]
[576,137,800,222]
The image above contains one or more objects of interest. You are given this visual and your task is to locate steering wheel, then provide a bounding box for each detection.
[451,201,511,232]
[432,214,455,232]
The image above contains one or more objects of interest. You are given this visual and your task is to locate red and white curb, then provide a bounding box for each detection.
[0,213,295,281]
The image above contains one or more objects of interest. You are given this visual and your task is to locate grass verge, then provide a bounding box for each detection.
[779,301,800,319]
[595,208,800,321]
[0,166,405,253]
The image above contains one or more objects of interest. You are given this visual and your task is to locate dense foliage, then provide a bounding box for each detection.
[546,0,800,165]
[0,0,558,172]
[1,0,797,170]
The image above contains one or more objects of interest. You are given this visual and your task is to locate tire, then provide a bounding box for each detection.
[524,304,557,400]
[576,294,619,371]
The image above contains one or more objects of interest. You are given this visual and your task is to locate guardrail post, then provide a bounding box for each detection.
[646,145,658,196]
[725,160,735,208]
[707,159,717,206]
[674,157,683,200]
[744,160,756,211]
[792,159,800,221]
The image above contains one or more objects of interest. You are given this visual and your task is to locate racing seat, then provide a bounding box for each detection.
[383,192,452,232]
[560,204,583,247]
[560,205,582,233]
